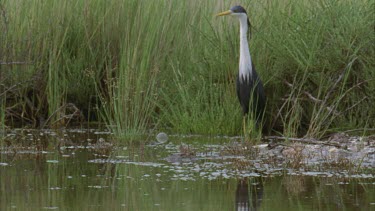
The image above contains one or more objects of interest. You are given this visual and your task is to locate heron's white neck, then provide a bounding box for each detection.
[238,14,252,82]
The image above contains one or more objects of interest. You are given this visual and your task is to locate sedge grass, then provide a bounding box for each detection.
[0,0,374,139]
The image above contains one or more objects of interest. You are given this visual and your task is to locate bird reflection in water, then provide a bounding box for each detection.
[235,178,263,211]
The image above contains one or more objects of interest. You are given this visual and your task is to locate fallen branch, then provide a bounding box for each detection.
[283,80,339,115]
[0,79,33,97]
[264,136,342,148]
[0,61,32,65]
[340,128,375,134]
[283,80,322,103]
[42,103,84,128]
[324,58,356,100]
[343,97,367,113]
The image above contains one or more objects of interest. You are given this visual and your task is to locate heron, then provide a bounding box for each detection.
[217,5,266,132]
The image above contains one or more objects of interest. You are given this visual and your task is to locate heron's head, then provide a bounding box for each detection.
[216,5,251,35]
[216,5,248,18]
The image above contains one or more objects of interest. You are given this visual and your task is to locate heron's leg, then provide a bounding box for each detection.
[243,116,247,141]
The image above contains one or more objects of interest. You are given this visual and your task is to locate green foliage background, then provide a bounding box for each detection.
[1,0,374,138]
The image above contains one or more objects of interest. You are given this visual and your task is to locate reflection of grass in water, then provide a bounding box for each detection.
[263,176,375,210]
[282,176,306,196]
[0,99,4,134]
[111,147,236,210]
[0,130,374,209]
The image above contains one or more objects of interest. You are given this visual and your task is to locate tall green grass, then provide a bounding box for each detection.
[252,0,375,137]
[0,0,374,138]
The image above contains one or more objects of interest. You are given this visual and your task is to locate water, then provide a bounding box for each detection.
[0,129,374,210]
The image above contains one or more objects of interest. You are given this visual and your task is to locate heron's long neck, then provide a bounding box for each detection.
[238,15,252,81]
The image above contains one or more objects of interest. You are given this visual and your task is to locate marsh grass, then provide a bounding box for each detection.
[0,0,374,139]
[253,0,375,138]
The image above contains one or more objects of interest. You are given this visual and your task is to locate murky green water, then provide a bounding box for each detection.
[1,129,374,210]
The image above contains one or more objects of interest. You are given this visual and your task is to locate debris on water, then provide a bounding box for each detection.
[93,131,112,135]
[88,185,109,189]
[1,129,374,181]
[156,132,168,143]
[43,206,59,210]
[165,153,198,164]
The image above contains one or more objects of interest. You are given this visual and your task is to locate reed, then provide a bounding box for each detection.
[0,0,373,138]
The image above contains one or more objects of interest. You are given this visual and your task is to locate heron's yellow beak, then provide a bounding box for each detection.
[216,10,232,17]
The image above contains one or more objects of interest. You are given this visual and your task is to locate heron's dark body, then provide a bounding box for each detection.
[236,63,265,121]
[217,5,266,124]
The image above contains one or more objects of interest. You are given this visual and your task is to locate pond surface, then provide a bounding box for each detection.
[1,129,374,210]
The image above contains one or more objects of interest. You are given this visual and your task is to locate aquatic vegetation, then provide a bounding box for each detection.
[0,0,374,138]
[1,129,374,175]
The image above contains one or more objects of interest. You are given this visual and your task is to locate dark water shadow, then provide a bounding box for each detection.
[235,177,263,211]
